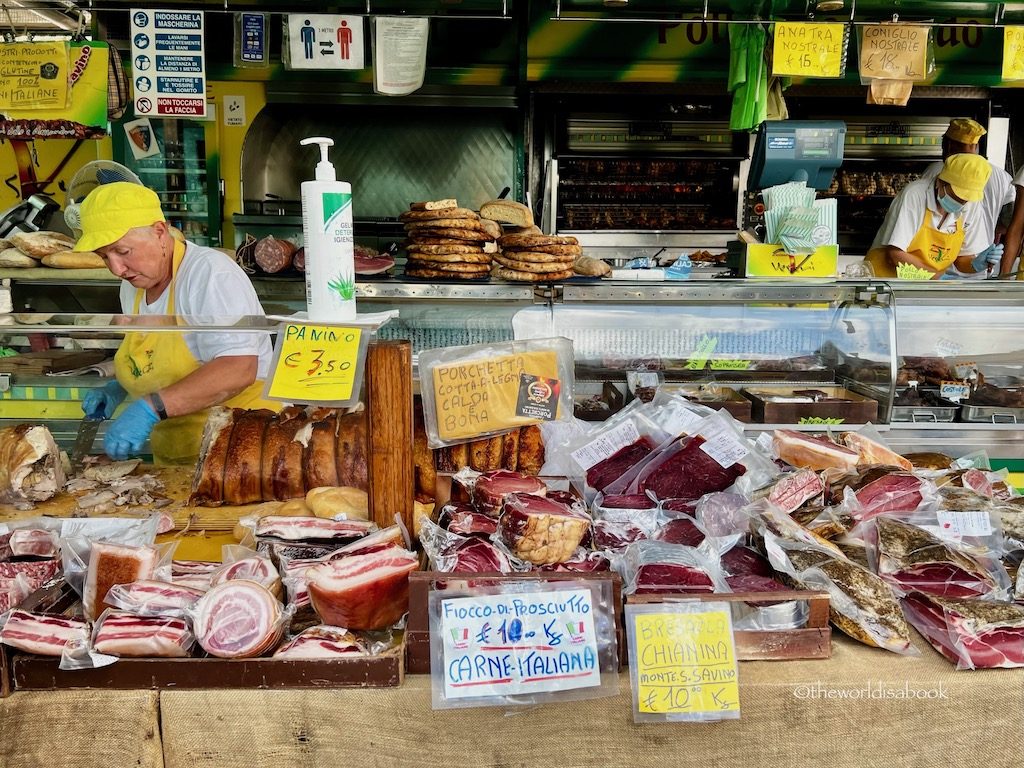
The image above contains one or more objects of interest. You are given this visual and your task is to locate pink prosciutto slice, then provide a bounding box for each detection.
[773,430,859,472]
[902,592,1024,669]
[854,473,925,520]
[472,471,547,515]
[104,580,205,617]
[9,528,58,558]
[354,246,394,275]
[193,580,284,659]
[443,507,499,537]
[211,556,283,599]
[842,431,912,470]
[443,538,513,574]
[0,610,88,656]
[306,547,418,631]
[273,625,366,659]
[83,542,159,622]
[93,611,193,658]
[256,515,375,541]
[768,469,825,513]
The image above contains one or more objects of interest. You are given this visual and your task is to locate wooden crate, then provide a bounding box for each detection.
[742,385,878,424]
[406,570,625,674]
[627,590,832,661]
[4,581,404,693]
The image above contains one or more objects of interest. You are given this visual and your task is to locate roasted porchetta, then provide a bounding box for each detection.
[0,425,65,502]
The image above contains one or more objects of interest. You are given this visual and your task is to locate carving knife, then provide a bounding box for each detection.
[70,416,102,471]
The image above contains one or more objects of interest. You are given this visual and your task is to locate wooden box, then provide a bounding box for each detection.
[3,581,404,694]
[626,590,832,661]
[406,570,625,674]
[659,384,753,422]
[742,385,878,424]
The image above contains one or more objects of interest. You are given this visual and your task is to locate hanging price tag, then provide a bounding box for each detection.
[265,323,365,405]
[772,23,846,78]
[859,24,929,81]
[627,602,740,723]
[1003,26,1024,81]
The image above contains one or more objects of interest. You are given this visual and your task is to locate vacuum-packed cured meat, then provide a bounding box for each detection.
[193,580,284,659]
[8,528,59,558]
[83,542,159,622]
[586,438,655,492]
[472,470,547,514]
[498,493,590,565]
[768,470,825,513]
[902,592,1024,669]
[0,611,88,656]
[210,556,283,599]
[638,436,746,502]
[773,430,859,472]
[0,424,65,502]
[93,611,193,657]
[306,546,418,630]
[273,625,366,659]
[842,431,912,470]
[104,580,205,617]
[854,473,926,519]
[256,515,375,541]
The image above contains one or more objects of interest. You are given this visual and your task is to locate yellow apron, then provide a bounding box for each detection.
[114,240,280,465]
[866,207,965,278]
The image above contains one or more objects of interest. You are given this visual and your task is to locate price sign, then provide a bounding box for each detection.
[772,23,846,78]
[709,359,752,371]
[1003,27,1024,81]
[429,582,617,710]
[940,380,972,402]
[627,602,740,723]
[859,24,929,81]
[0,42,71,110]
[265,323,363,405]
[684,335,719,370]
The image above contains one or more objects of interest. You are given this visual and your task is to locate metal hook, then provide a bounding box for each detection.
[702,0,709,22]
[892,13,899,23]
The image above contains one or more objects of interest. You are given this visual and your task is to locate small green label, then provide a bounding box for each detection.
[321,191,353,232]
[798,416,845,425]
[710,359,752,371]
[684,335,719,370]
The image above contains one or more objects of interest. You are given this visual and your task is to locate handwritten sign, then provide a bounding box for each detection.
[431,350,560,442]
[1003,27,1024,81]
[684,335,719,370]
[266,323,362,404]
[627,603,740,723]
[0,43,70,110]
[745,244,839,278]
[710,359,752,371]
[860,24,929,81]
[772,23,845,78]
[940,381,971,402]
[434,588,603,704]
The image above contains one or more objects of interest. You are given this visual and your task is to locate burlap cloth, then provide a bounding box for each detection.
[2,635,1021,768]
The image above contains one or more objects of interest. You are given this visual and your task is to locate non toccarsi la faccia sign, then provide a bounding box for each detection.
[130,9,207,118]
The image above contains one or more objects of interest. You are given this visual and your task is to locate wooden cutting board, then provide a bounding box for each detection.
[0,350,108,376]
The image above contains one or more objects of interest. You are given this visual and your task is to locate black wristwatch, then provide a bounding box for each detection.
[149,392,169,420]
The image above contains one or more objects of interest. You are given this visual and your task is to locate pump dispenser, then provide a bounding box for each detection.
[299,136,356,322]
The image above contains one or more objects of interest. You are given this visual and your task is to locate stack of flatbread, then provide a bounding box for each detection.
[0,231,105,270]
[400,199,499,280]
[494,233,582,282]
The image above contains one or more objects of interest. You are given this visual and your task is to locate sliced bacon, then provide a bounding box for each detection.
[255,515,375,541]
[9,529,58,558]
[93,611,193,658]
[193,580,284,659]
[210,556,282,599]
[306,547,418,631]
[171,560,218,591]
[83,542,159,622]
[104,580,205,617]
[0,610,88,656]
[272,625,366,659]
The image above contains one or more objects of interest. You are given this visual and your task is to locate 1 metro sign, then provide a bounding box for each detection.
[130,9,207,118]
[285,14,364,70]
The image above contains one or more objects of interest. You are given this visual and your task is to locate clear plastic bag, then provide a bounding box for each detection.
[695,492,751,538]
[5,518,62,559]
[103,580,205,618]
[429,579,619,709]
[190,580,293,659]
[419,337,576,449]
[420,518,527,574]
[91,608,195,659]
[901,592,1024,670]
[616,540,729,596]
[210,545,282,599]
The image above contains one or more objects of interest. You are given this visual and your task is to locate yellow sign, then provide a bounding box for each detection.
[772,23,846,78]
[745,244,839,278]
[632,609,740,717]
[267,324,362,402]
[1003,27,1024,81]
[432,350,560,442]
[710,359,752,371]
[684,335,719,370]
[0,42,70,110]
[859,24,929,81]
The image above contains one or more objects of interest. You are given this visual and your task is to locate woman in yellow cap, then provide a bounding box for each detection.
[73,182,280,464]
[866,153,994,279]
[919,118,1015,268]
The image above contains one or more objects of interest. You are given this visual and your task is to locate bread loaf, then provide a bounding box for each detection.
[41,250,106,269]
[573,255,612,277]
[480,200,534,227]
[410,198,457,211]
[0,248,39,268]
[10,231,75,258]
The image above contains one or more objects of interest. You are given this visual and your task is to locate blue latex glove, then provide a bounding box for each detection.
[103,399,159,460]
[972,243,1004,272]
[82,380,127,420]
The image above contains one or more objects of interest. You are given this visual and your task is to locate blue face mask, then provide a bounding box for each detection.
[938,189,965,216]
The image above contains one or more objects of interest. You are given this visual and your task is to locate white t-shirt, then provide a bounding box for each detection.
[870,177,988,257]
[921,160,1015,243]
[119,241,273,379]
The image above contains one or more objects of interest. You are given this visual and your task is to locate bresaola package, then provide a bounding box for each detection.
[616,540,729,596]
[902,592,1024,669]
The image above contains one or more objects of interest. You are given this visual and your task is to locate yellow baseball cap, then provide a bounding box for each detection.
[938,153,991,203]
[73,182,165,252]
[945,118,986,145]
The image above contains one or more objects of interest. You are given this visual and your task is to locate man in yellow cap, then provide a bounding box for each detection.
[866,153,992,279]
[74,182,280,464]
[918,118,1015,273]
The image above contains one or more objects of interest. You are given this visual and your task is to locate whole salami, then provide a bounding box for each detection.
[292,247,306,272]
[254,236,297,274]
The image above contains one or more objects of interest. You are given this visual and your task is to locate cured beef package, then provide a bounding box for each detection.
[902,592,1024,669]
[616,540,728,596]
